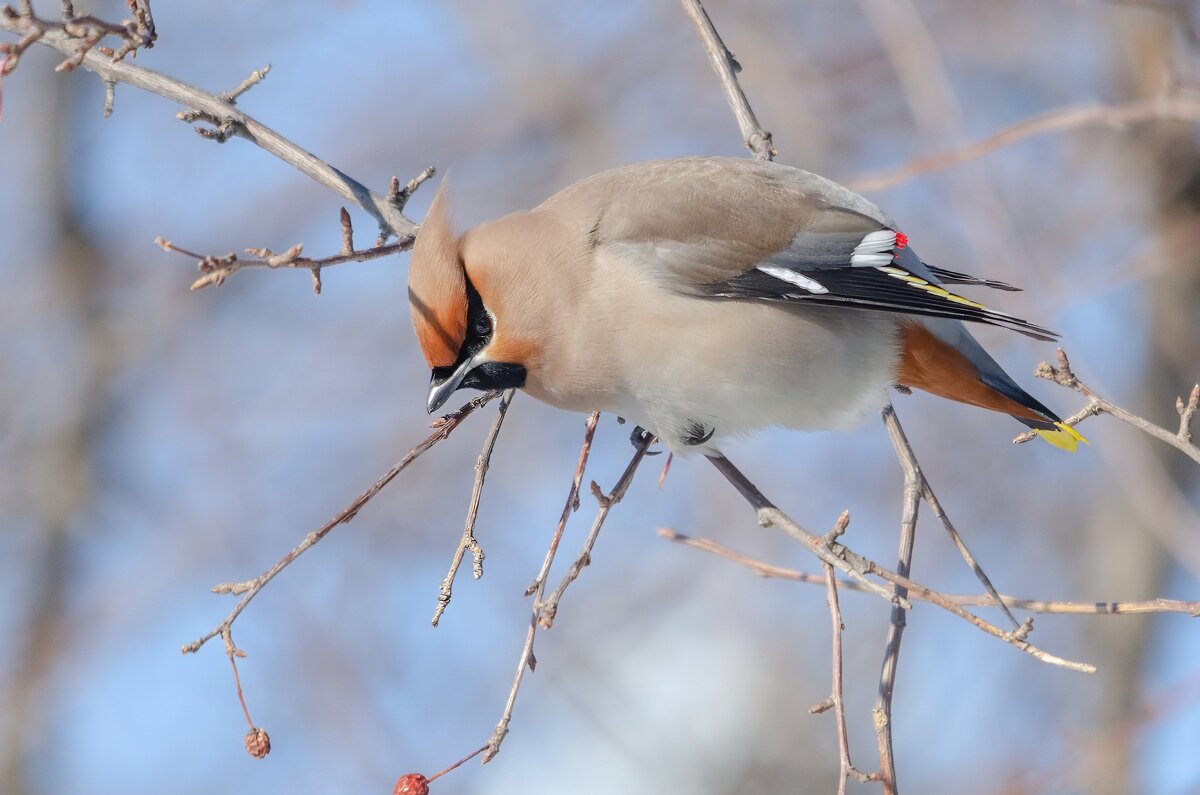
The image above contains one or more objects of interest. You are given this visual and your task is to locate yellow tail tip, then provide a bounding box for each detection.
[1033,422,1090,452]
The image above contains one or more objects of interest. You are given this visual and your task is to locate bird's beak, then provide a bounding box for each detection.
[427,353,481,414]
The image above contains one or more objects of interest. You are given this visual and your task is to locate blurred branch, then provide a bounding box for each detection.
[432,388,515,627]
[0,6,417,239]
[659,529,1200,616]
[1013,349,1200,465]
[679,0,775,160]
[848,93,1200,193]
[1105,0,1200,55]
[181,391,500,657]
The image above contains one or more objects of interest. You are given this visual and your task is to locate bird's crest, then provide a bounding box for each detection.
[408,180,468,369]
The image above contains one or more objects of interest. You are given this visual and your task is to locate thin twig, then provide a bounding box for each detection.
[875,405,920,795]
[810,512,878,791]
[847,94,1200,193]
[219,64,270,103]
[154,196,417,292]
[222,628,272,759]
[1012,400,1105,445]
[426,745,488,784]
[679,0,775,160]
[1013,349,1200,465]
[432,389,515,627]
[485,412,601,763]
[538,430,654,628]
[888,405,1021,630]
[525,412,602,598]
[1178,385,1199,445]
[388,166,439,214]
[658,529,1200,616]
[224,628,255,731]
[180,391,499,656]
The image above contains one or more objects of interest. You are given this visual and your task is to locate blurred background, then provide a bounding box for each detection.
[2,1,1199,793]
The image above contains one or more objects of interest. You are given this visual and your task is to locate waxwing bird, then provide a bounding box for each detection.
[408,157,1086,454]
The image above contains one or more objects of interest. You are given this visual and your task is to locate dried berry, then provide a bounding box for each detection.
[393,773,429,795]
[244,727,271,759]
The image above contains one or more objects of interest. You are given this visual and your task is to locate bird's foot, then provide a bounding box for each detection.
[630,425,661,454]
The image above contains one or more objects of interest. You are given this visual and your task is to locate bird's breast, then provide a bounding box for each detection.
[523,256,901,453]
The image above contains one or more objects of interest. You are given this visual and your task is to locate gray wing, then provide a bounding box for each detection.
[541,157,1056,341]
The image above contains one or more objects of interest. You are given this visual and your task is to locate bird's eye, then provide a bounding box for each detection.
[474,313,494,338]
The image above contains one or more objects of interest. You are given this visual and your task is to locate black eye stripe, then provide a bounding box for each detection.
[457,276,494,363]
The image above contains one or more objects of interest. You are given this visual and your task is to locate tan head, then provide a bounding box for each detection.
[409,181,555,412]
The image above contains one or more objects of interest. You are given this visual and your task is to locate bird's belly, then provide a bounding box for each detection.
[533,293,901,454]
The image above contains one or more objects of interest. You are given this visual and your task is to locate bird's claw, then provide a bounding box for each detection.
[630,425,660,454]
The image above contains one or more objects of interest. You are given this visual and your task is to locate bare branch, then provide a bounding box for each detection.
[874,405,920,795]
[679,0,775,160]
[154,194,422,292]
[218,64,270,103]
[389,166,439,214]
[538,431,654,628]
[1178,385,1199,445]
[659,529,1200,616]
[705,454,1097,673]
[432,389,515,627]
[890,405,1021,630]
[811,512,879,792]
[180,391,499,657]
[1,3,155,75]
[1013,349,1200,465]
[706,454,910,608]
[0,13,416,238]
[525,413,602,598]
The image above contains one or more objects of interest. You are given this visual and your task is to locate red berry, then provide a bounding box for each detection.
[393,773,430,795]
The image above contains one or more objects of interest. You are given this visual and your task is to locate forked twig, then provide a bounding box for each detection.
[1014,349,1200,465]
[539,431,654,627]
[810,512,881,791]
